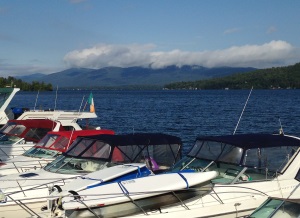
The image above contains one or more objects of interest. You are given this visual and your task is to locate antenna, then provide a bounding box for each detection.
[33,90,40,111]
[233,86,253,135]
[279,118,284,135]
[79,96,85,113]
[54,85,58,111]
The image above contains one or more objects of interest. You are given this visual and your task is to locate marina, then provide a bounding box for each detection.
[0,88,299,217]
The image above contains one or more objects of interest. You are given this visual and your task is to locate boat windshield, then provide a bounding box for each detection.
[0,134,23,144]
[35,134,70,151]
[23,147,59,158]
[249,198,300,218]
[1,123,26,135]
[43,155,118,174]
[170,139,299,184]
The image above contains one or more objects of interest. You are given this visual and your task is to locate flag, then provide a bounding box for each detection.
[88,92,95,113]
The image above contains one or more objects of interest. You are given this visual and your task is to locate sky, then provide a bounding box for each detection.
[1,0,300,77]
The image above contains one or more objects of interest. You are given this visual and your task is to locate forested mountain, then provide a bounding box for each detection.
[0,77,53,91]
[17,65,256,88]
[164,63,300,90]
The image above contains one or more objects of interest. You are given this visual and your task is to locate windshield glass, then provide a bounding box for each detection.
[244,146,298,172]
[0,123,18,134]
[8,124,26,135]
[35,134,70,151]
[0,134,23,144]
[43,155,118,174]
[23,147,59,158]
[24,127,51,142]
[249,198,300,218]
[66,138,111,159]
[170,139,298,184]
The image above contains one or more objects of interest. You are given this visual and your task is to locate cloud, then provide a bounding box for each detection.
[64,44,156,68]
[63,40,299,69]
[0,61,63,77]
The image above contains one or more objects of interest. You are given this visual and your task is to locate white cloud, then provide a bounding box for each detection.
[64,40,299,69]
[0,61,63,77]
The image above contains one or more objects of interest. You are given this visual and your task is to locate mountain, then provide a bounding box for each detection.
[15,73,46,82]
[165,63,300,90]
[18,65,257,88]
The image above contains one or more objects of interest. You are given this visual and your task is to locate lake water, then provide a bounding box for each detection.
[10,89,300,155]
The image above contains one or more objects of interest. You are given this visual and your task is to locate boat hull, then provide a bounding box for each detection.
[0,200,46,218]
[64,185,211,218]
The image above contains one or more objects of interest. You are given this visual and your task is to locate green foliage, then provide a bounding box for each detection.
[164,63,300,90]
[0,76,53,91]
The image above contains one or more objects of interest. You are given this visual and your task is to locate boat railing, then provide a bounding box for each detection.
[0,159,49,174]
[47,183,214,217]
[6,195,42,218]
[47,184,271,217]
[0,175,77,217]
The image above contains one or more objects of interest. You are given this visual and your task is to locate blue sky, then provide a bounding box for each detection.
[1,0,300,77]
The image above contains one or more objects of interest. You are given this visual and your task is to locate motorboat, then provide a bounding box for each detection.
[0,87,98,130]
[0,88,20,126]
[248,175,300,218]
[0,133,182,217]
[115,133,300,218]
[249,197,300,218]
[48,168,218,218]
[0,129,115,176]
[0,119,65,161]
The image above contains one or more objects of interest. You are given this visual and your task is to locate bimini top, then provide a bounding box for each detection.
[186,133,300,172]
[0,119,65,142]
[77,133,183,147]
[64,133,182,172]
[195,133,300,150]
[32,129,115,152]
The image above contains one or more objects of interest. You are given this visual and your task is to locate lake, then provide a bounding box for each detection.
[10,89,300,155]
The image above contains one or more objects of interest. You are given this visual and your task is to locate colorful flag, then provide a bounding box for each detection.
[88,92,95,113]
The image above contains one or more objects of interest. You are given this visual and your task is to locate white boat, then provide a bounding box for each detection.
[249,197,300,218]
[0,133,182,218]
[0,119,65,161]
[0,87,100,161]
[111,133,300,218]
[52,170,218,218]
[248,176,300,218]
[0,87,97,130]
[0,88,20,126]
[0,129,115,176]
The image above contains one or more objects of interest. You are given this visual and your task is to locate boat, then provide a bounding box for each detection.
[0,87,98,130]
[248,175,300,218]
[249,197,300,218]
[0,88,20,126]
[0,133,182,218]
[0,129,115,176]
[0,119,65,161]
[49,169,218,218]
[111,133,300,218]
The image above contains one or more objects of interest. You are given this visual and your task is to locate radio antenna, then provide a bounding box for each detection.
[233,86,253,135]
[279,118,284,135]
[54,85,58,111]
[33,90,40,111]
